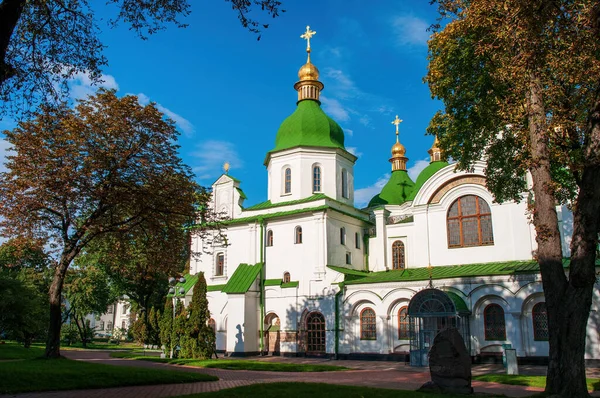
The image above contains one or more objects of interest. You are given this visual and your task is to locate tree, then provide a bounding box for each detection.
[0,0,283,116]
[180,272,213,359]
[159,298,174,354]
[63,264,115,347]
[426,1,600,396]
[0,89,201,358]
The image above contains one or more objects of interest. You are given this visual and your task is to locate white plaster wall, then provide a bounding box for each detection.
[326,214,367,271]
[207,291,229,352]
[267,147,356,205]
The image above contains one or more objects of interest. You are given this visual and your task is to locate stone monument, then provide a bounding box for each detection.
[418,327,473,395]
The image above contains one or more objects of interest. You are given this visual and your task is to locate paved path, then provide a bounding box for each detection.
[2,350,592,398]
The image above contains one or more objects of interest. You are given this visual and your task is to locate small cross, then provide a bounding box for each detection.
[300,25,317,52]
[391,115,403,134]
[223,162,230,175]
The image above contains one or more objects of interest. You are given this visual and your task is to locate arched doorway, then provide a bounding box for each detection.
[408,289,471,366]
[264,313,281,355]
[306,311,326,354]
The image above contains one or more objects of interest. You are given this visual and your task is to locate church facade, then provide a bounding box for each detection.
[183,28,600,365]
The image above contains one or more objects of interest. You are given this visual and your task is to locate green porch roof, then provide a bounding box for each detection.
[264,278,299,288]
[343,259,579,285]
[446,291,469,314]
[207,284,226,292]
[236,187,247,200]
[221,263,264,294]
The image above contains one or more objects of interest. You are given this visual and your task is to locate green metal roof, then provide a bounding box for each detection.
[245,194,328,211]
[407,161,449,201]
[207,284,226,292]
[446,291,469,314]
[368,170,415,207]
[281,281,299,288]
[167,273,198,297]
[221,263,264,294]
[343,260,563,285]
[327,265,369,276]
[269,100,345,155]
[236,187,247,200]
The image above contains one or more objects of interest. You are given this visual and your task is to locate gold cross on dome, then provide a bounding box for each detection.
[223,162,230,175]
[300,25,317,52]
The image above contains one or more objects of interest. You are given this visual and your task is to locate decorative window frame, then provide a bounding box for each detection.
[532,302,549,341]
[215,252,225,276]
[283,167,292,195]
[266,229,274,247]
[446,194,494,248]
[312,164,322,193]
[398,306,409,340]
[391,240,406,270]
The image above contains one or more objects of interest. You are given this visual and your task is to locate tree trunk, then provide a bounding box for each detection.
[74,314,88,348]
[45,249,78,358]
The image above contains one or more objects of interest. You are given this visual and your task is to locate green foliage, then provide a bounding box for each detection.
[0,273,48,347]
[170,300,187,358]
[180,272,213,359]
[473,374,600,392]
[60,324,80,346]
[0,342,45,360]
[159,298,173,353]
[130,317,147,345]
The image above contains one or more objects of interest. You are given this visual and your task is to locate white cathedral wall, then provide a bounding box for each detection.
[267,148,355,205]
[326,213,367,271]
[207,291,228,352]
[411,185,535,267]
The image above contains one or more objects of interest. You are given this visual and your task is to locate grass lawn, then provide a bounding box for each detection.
[0,357,218,394]
[0,342,45,360]
[61,341,142,350]
[177,382,501,398]
[473,374,600,392]
[109,352,348,372]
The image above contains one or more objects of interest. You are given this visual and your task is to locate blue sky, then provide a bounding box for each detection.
[1,0,443,208]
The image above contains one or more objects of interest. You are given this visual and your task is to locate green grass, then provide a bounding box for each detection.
[61,341,142,350]
[473,374,600,392]
[0,342,45,360]
[109,352,348,372]
[0,357,218,394]
[177,382,500,398]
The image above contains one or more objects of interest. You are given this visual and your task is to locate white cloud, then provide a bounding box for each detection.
[408,158,430,180]
[393,16,430,47]
[69,71,119,100]
[346,146,362,157]
[0,137,13,173]
[321,96,350,122]
[354,174,390,208]
[190,140,242,181]
[134,92,195,137]
[343,128,354,137]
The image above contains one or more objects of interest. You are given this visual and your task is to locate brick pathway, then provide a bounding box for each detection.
[3,350,594,398]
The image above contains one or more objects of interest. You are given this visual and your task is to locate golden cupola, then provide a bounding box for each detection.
[389,115,408,171]
[428,135,443,162]
[294,26,324,102]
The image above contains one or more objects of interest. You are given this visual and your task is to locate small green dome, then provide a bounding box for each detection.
[271,100,345,152]
[368,170,415,207]
[406,161,449,201]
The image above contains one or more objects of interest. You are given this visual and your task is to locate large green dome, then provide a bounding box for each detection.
[368,170,415,207]
[406,161,449,201]
[271,100,345,152]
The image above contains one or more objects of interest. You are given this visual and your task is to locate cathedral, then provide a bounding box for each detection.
[182,27,600,365]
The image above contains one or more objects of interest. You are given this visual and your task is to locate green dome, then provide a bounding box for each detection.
[271,100,345,152]
[406,161,449,201]
[368,170,415,207]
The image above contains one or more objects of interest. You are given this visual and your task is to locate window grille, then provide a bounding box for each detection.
[295,226,302,244]
[215,253,224,276]
[306,312,326,353]
[483,304,506,340]
[313,166,321,192]
[284,168,291,194]
[532,302,549,341]
[360,308,377,340]
[398,306,409,339]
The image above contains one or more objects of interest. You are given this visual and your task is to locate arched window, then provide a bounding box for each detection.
[284,168,292,194]
[532,302,549,341]
[295,226,302,244]
[208,318,216,333]
[484,304,506,340]
[398,306,409,339]
[340,227,346,245]
[121,320,126,330]
[215,253,224,276]
[283,272,291,283]
[341,168,348,198]
[447,195,494,248]
[360,308,376,340]
[392,240,405,270]
[313,166,322,192]
[266,230,273,247]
